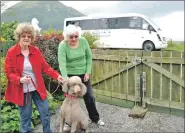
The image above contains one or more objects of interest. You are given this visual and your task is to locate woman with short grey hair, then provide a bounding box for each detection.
[58,24,105,131]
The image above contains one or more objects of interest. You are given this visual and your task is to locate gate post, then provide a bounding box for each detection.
[128,70,148,118]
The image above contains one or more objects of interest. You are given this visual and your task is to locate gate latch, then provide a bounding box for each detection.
[132,57,142,64]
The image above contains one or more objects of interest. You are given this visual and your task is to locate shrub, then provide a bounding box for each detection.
[164,41,184,51]
[1,37,6,43]
[1,21,18,41]
[1,94,60,132]
[1,58,22,132]
[0,58,60,132]
[41,26,63,36]
[82,32,99,49]
[1,58,7,93]
[33,28,64,94]
[1,99,20,132]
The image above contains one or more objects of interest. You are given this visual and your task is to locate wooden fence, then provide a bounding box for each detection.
[91,49,184,117]
[1,41,184,116]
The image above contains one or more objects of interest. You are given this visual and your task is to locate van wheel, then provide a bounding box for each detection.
[143,41,155,51]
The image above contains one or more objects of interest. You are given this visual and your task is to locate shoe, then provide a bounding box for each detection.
[63,123,71,131]
[97,119,105,126]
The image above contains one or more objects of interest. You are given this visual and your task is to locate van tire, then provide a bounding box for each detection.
[143,41,155,51]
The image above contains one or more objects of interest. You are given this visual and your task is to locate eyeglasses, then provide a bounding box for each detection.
[69,35,78,39]
[21,35,32,39]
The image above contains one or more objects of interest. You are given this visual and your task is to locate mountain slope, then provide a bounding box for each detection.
[1,1,85,30]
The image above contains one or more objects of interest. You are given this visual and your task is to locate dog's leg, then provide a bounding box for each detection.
[71,121,78,133]
[59,116,65,133]
[81,119,89,133]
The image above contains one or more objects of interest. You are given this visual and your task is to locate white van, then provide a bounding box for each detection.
[64,13,168,51]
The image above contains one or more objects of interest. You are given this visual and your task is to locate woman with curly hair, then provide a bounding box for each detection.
[4,22,65,133]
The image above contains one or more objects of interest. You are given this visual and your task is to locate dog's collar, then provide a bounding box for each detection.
[64,93,77,99]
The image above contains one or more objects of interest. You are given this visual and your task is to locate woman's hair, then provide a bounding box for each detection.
[63,24,82,40]
[14,22,35,42]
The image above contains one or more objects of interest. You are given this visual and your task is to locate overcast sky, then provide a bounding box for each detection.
[1,1,184,41]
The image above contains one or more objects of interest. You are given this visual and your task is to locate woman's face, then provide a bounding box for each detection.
[19,33,32,47]
[67,32,79,46]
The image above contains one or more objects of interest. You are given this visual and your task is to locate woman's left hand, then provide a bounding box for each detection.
[57,75,65,84]
[84,73,90,82]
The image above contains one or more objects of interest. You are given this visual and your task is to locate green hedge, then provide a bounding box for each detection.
[1,21,18,41]
[0,40,16,57]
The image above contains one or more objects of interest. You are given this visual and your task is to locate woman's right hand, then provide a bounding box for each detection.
[20,76,31,84]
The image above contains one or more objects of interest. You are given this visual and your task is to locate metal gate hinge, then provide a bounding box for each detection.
[132,57,147,64]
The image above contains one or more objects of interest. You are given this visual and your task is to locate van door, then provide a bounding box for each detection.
[126,17,158,50]
[125,16,144,49]
[140,18,159,50]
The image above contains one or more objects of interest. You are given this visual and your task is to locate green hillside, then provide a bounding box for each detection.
[1,1,85,30]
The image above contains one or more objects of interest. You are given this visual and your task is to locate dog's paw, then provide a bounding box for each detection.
[80,129,89,133]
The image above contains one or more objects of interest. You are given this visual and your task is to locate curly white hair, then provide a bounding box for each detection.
[63,24,82,40]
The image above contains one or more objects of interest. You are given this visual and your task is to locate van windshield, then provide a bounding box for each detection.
[146,17,162,31]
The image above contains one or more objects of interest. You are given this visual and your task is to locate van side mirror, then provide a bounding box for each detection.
[148,25,151,30]
[148,25,152,33]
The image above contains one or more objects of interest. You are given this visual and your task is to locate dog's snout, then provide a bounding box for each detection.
[74,86,81,93]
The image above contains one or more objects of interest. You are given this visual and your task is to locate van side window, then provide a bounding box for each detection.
[142,19,150,30]
[142,19,156,32]
[74,21,80,27]
[98,18,108,29]
[97,18,119,29]
[66,21,80,27]
[129,17,142,29]
[96,17,130,29]
[80,19,97,30]
[115,17,130,29]
[106,18,118,29]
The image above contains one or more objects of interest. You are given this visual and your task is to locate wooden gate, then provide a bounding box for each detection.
[91,49,184,116]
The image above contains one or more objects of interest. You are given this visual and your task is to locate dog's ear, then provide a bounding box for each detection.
[78,83,87,96]
[62,81,69,93]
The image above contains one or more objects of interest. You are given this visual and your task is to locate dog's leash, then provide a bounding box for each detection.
[51,83,62,95]
[25,76,36,106]
[25,76,71,105]
[25,76,47,106]
[51,78,69,95]
[51,79,78,99]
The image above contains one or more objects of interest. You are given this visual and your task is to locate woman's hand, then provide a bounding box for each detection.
[20,76,31,84]
[57,75,65,84]
[84,73,90,82]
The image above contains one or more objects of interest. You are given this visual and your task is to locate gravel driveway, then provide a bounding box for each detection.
[33,100,184,132]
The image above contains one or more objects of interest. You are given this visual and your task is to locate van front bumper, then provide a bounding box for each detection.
[155,42,168,49]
